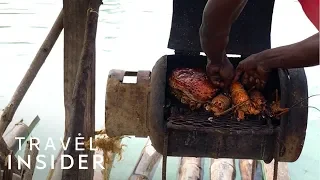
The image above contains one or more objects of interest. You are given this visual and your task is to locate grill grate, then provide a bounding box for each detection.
[166,106,276,136]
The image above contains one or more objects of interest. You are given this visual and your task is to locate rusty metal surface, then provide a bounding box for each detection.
[167,111,274,136]
[148,55,168,154]
[102,52,308,167]
[164,107,276,161]
[105,69,151,137]
[277,68,308,162]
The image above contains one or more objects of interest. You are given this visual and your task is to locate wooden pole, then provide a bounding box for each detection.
[177,157,204,180]
[0,170,21,180]
[239,159,254,180]
[3,116,40,154]
[0,9,63,135]
[129,138,162,180]
[61,1,102,179]
[210,159,235,180]
[63,0,90,141]
[20,139,39,180]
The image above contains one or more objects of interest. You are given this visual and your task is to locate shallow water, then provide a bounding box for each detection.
[0,0,319,179]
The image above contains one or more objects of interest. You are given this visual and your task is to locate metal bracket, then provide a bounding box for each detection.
[162,130,169,180]
[272,128,281,180]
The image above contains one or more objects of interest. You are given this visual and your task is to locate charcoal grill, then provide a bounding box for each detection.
[105,0,309,179]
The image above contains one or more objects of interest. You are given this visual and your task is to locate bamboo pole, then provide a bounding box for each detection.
[263,160,289,180]
[210,159,235,180]
[3,116,40,154]
[0,9,63,136]
[239,160,265,180]
[61,1,102,179]
[177,157,204,180]
[239,159,253,180]
[20,139,39,180]
[129,138,162,180]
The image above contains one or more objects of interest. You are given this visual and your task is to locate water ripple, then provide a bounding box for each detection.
[0,42,33,44]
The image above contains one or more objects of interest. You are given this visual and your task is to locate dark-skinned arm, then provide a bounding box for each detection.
[254,32,319,69]
[199,0,248,64]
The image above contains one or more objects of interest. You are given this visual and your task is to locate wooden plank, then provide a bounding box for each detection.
[27,115,40,133]
[61,1,102,179]
[0,9,63,135]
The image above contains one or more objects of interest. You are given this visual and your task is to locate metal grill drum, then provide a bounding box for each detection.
[148,54,308,163]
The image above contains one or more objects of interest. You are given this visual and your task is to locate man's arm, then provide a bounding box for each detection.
[234,32,319,82]
[258,32,319,69]
[247,0,320,69]
[199,0,248,64]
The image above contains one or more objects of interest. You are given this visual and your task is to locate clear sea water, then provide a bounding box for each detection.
[0,0,319,179]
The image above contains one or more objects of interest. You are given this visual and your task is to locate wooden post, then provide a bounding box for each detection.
[20,139,39,180]
[177,157,204,180]
[61,0,102,179]
[63,0,91,140]
[129,138,162,180]
[0,9,63,135]
[210,159,235,180]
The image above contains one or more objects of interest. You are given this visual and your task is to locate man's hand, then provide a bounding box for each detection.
[233,53,270,90]
[200,0,248,90]
[234,32,319,89]
[207,56,235,90]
